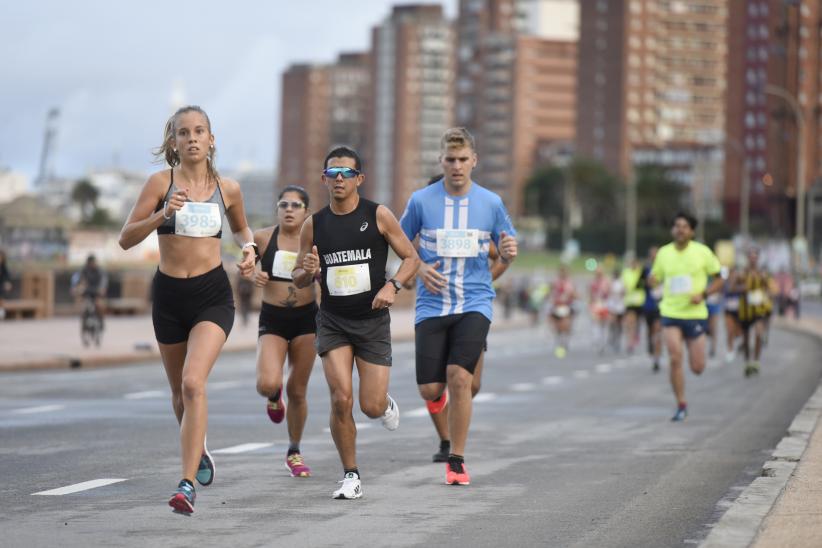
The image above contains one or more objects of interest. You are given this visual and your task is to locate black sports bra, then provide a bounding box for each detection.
[154,169,226,238]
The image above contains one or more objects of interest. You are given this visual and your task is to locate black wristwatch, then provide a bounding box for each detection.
[388,278,401,294]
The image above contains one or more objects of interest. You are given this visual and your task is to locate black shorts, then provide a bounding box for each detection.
[661,317,708,340]
[626,306,644,316]
[152,265,235,345]
[315,308,391,366]
[258,301,317,341]
[415,312,491,384]
[644,308,660,328]
[739,316,767,330]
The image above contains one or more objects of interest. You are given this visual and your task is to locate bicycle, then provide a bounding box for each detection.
[80,292,104,347]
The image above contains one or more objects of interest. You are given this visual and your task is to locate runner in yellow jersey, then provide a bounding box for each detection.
[650,212,723,422]
[621,258,645,354]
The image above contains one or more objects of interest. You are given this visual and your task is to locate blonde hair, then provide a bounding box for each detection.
[440,127,476,152]
[154,105,220,184]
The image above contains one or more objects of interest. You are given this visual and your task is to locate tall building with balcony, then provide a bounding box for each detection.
[724,0,822,236]
[367,4,455,215]
[278,53,370,211]
[456,0,578,217]
[576,0,728,215]
[278,64,332,211]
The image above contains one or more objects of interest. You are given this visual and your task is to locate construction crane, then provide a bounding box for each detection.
[36,107,59,189]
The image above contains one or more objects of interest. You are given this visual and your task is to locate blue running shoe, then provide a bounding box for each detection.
[671,405,688,422]
[196,442,215,486]
[168,480,195,515]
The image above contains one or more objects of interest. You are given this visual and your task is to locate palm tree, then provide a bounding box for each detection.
[71,179,99,223]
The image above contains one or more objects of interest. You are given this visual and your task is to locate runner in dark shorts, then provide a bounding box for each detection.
[292,146,419,500]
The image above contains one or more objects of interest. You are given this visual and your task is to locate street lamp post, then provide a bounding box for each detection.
[764,84,806,245]
[740,156,752,240]
[725,138,750,240]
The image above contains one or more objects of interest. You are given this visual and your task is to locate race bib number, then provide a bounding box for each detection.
[725,296,740,311]
[669,275,693,296]
[553,305,571,318]
[651,286,664,300]
[327,264,371,296]
[175,202,221,237]
[271,250,297,280]
[436,229,479,258]
[747,289,765,306]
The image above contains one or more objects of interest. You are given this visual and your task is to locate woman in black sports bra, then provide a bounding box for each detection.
[118,105,257,515]
[252,185,318,478]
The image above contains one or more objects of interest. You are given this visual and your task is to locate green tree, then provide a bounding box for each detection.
[635,164,688,229]
[566,158,624,225]
[87,206,117,228]
[71,179,99,223]
[525,158,624,227]
[524,166,564,223]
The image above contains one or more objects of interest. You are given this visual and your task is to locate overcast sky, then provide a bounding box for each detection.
[0,1,457,183]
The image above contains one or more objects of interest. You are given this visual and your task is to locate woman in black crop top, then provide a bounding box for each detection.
[118,105,257,515]
[252,185,318,478]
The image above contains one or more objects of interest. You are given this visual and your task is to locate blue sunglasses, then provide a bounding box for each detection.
[323,167,360,179]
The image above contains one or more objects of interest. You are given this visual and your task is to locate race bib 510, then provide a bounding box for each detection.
[327,263,371,296]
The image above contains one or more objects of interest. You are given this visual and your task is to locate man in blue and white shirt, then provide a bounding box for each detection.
[400,127,517,486]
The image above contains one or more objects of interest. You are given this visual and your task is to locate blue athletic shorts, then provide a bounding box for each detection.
[661,317,708,340]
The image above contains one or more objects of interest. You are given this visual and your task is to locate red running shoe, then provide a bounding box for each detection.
[426,389,448,415]
[445,462,470,485]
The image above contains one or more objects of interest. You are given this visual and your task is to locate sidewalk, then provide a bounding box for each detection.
[702,315,822,548]
[0,304,529,372]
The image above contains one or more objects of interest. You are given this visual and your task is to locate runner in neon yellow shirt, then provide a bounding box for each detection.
[621,260,645,354]
[650,212,723,422]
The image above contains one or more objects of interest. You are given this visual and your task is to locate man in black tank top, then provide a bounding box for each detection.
[293,146,419,500]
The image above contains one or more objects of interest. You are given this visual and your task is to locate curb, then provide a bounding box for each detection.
[700,320,822,547]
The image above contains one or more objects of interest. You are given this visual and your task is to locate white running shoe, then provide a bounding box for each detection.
[332,472,362,499]
[380,394,399,431]
[725,350,735,364]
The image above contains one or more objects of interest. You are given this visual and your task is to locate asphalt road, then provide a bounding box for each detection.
[1,316,820,548]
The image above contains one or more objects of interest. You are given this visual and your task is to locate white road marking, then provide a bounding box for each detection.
[11,404,65,415]
[323,422,373,433]
[209,380,244,391]
[573,371,591,379]
[595,363,613,373]
[406,407,430,418]
[542,376,564,386]
[473,393,497,403]
[124,390,165,400]
[212,442,273,455]
[32,478,127,496]
[511,383,536,392]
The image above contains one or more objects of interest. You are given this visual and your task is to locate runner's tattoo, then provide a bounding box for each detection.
[280,286,298,308]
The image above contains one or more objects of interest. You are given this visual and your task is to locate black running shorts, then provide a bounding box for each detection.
[415,312,491,384]
[258,301,317,341]
[152,265,235,345]
[315,308,391,366]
